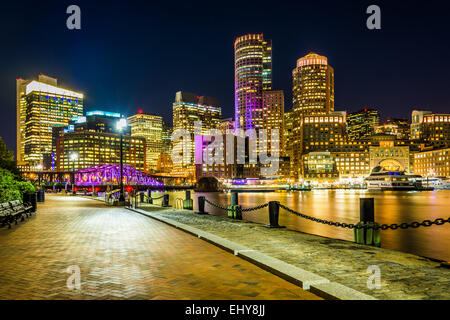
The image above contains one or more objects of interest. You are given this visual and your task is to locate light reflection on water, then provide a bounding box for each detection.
[150,189,450,262]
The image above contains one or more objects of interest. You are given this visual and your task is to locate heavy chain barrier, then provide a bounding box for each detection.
[142,194,164,200]
[279,204,450,230]
[201,198,450,230]
[204,199,269,212]
[241,203,269,212]
[204,199,228,211]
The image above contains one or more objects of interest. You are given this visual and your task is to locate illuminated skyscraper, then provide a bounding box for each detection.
[161,121,173,154]
[56,111,145,172]
[128,112,163,172]
[18,76,83,166]
[292,53,334,116]
[411,110,432,141]
[291,53,334,178]
[347,108,380,140]
[217,118,235,134]
[262,90,284,154]
[421,113,450,148]
[172,91,221,177]
[234,34,272,131]
[16,74,60,164]
[375,118,410,140]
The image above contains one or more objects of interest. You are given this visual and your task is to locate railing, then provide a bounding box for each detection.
[125,191,170,209]
[125,190,194,211]
[198,196,450,247]
[104,189,121,205]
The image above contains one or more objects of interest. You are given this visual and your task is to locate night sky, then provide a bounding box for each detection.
[1,0,450,155]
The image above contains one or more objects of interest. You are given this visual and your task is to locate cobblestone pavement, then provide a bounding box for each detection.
[0,195,320,300]
[135,202,450,300]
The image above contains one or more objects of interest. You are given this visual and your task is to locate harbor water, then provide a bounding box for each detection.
[152,189,450,262]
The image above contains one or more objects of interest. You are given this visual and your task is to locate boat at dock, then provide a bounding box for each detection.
[365,166,430,191]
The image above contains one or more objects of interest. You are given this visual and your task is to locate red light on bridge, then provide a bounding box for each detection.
[126,186,133,193]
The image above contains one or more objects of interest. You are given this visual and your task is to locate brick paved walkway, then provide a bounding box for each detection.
[0,195,320,300]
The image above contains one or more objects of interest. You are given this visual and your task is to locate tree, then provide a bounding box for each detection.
[0,136,21,179]
[0,136,13,161]
[0,137,35,203]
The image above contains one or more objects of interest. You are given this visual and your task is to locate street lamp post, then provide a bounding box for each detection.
[116,118,127,203]
[70,152,78,195]
[36,164,43,186]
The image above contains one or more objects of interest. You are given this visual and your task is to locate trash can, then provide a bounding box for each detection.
[37,189,45,202]
[23,192,37,212]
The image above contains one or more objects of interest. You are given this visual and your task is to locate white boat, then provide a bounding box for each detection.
[365,167,418,191]
[435,178,450,190]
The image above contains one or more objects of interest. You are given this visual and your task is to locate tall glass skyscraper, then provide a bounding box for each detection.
[172,91,221,178]
[128,112,163,172]
[17,75,83,166]
[292,53,334,179]
[234,34,272,132]
[292,53,334,116]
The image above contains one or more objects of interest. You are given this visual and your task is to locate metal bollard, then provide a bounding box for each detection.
[134,194,138,209]
[196,196,208,215]
[146,190,151,203]
[234,205,242,220]
[183,190,193,209]
[231,192,238,206]
[140,192,144,203]
[265,201,285,228]
[355,198,380,247]
[162,194,170,207]
[360,198,374,223]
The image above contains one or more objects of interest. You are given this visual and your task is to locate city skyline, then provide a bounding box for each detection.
[1,1,450,304]
[2,1,450,154]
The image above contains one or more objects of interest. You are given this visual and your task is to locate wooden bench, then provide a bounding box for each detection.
[0,203,14,229]
[0,200,34,229]
[9,200,33,221]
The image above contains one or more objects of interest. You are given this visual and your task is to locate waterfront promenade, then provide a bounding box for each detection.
[133,200,450,300]
[0,195,319,300]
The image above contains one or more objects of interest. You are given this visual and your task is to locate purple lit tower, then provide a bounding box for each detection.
[234,34,272,132]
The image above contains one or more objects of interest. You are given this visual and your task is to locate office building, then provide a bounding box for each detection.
[56,111,145,172]
[375,118,410,140]
[292,53,334,116]
[411,110,432,141]
[172,91,221,178]
[414,147,450,178]
[234,34,272,131]
[262,90,284,155]
[128,112,163,172]
[347,108,380,140]
[16,75,83,165]
[421,113,450,149]
[291,53,335,179]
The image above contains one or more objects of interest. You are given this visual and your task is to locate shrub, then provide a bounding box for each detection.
[0,168,34,203]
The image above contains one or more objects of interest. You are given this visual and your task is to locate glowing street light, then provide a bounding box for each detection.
[70,152,78,194]
[116,117,128,203]
[70,152,78,161]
